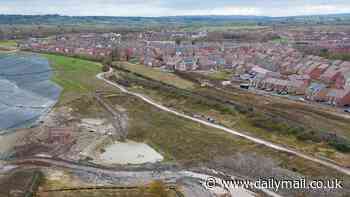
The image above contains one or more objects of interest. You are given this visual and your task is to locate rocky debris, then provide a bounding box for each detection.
[94,92,129,140]
[79,118,114,135]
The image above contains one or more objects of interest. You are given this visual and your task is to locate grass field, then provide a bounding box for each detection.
[144,84,350,165]
[0,40,17,47]
[196,70,233,81]
[102,92,349,180]
[115,62,195,90]
[272,38,289,44]
[43,54,111,104]
[107,94,254,163]
[112,68,350,166]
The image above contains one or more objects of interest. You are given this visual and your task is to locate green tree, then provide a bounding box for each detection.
[148,180,169,197]
[175,38,181,46]
[102,57,112,72]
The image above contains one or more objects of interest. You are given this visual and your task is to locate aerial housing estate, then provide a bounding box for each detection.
[21,31,350,107]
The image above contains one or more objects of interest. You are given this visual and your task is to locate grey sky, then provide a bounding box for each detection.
[0,0,350,16]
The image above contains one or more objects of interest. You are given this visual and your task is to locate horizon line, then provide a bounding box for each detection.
[1,12,350,18]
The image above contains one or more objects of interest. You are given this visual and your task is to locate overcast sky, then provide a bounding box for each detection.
[1,0,350,17]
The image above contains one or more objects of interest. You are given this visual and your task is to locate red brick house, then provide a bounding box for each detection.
[297,61,313,75]
[320,65,342,84]
[304,62,321,76]
[333,66,350,88]
[288,79,310,95]
[309,63,329,80]
[326,88,350,106]
[335,70,350,89]
[261,78,289,92]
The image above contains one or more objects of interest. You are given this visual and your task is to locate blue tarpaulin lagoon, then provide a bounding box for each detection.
[0,53,61,132]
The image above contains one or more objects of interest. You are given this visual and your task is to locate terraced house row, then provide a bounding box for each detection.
[139,41,350,107]
[282,29,350,53]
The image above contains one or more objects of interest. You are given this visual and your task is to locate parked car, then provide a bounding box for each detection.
[344,108,350,113]
[240,83,250,89]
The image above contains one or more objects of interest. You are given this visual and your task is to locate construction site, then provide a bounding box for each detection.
[0,89,252,197]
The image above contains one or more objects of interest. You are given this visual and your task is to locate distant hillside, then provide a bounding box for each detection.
[272,13,350,25]
[1,14,350,27]
[0,14,268,26]
[1,14,350,40]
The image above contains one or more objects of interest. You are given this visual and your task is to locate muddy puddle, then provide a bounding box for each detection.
[100,140,163,164]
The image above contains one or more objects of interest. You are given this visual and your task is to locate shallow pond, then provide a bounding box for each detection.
[100,140,164,164]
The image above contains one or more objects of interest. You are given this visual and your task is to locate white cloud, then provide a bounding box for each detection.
[303,4,350,14]
[177,6,262,16]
